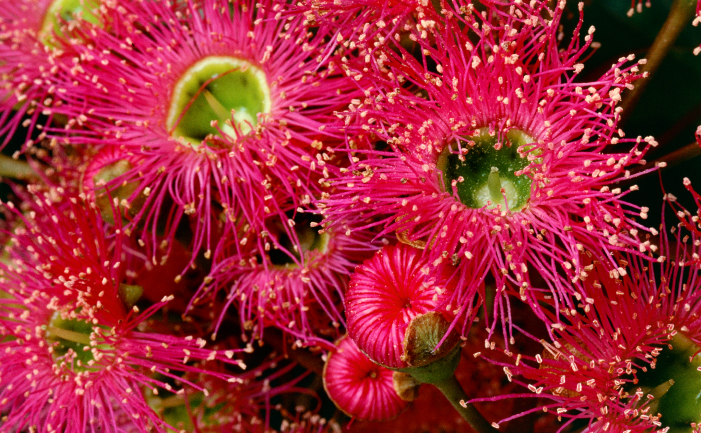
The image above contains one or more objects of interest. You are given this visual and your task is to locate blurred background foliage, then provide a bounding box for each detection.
[572,0,701,230]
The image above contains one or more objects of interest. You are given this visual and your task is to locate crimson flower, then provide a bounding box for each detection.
[322,0,655,338]
[45,0,359,267]
[0,192,243,432]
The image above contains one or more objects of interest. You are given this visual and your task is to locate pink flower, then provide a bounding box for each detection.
[323,335,408,421]
[0,0,96,149]
[191,203,386,347]
[345,244,459,369]
[0,192,243,432]
[481,189,701,432]
[45,0,359,268]
[322,0,654,337]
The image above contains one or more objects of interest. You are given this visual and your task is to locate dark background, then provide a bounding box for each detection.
[573,0,701,230]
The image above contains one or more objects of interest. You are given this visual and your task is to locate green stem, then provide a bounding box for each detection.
[433,375,500,433]
[620,0,697,126]
[0,154,37,180]
[630,140,701,177]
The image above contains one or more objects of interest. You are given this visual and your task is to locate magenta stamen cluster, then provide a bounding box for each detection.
[1,0,700,431]
[0,193,245,432]
[321,0,656,339]
[43,0,361,269]
[0,0,75,149]
[477,191,701,431]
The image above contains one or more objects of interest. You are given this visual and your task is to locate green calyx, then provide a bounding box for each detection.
[638,333,701,433]
[45,313,110,371]
[395,313,499,433]
[396,311,462,384]
[167,56,271,145]
[39,0,101,46]
[437,128,536,212]
[118,283,144,309]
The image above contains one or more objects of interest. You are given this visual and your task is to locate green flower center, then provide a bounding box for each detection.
[436,128,535,212]
[45,313,110,371]
[167,56,271,145]
[267,215,330,268]
[87,159,143,224]
[637,334,701,432]
[39,0,101,46]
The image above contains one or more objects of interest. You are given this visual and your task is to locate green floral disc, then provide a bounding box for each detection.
[39,0,101,45]
[436,128,536,212]
[45,313,109,371]
[638,333,701,433]
[167,56,271,145]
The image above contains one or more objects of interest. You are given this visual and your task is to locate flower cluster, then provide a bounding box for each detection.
[1,0,700,432]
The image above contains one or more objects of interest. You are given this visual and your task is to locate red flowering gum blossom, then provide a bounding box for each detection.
[345,244,457,369]
[323,335,408,421]
[0,0,96,150]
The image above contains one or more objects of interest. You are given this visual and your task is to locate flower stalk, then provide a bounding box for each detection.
[0,154,37,179]
[433,375,500,433]
[620,0,698,126]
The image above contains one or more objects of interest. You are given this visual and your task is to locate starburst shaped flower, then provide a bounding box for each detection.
[483,188,701,433]
[45,0,359,267]
[321,0,656,337]
[191,201,386,346]
[0,192,244,432]
[0,0,99,149]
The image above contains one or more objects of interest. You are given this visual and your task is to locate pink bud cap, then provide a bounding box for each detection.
[345,244,456,369]
[323,335,408,421]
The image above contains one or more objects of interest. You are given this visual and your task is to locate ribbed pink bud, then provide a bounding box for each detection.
[345,244,456,369]
[323,335,408,421]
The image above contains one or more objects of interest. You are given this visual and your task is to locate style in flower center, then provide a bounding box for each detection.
[167,56,271,145]
[39,0,101,45]
[44,313,109,371]
[436,128,535,211]
[268,214,330,268]
[636,333,701,432]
